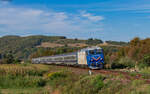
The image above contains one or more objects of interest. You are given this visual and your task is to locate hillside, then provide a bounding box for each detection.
[0,35,108,59]
[0,35,68,59]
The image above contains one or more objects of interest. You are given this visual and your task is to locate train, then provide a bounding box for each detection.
[32,46,104,69]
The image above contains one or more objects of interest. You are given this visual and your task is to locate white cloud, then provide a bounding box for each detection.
[0,5,104,38]
[80,11,104,22]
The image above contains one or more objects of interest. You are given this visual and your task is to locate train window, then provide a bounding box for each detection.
[64,56,76,60]
[89,50,95,54]
[54,57,63,61]
[86,51,89,55]
[95,49,102,54]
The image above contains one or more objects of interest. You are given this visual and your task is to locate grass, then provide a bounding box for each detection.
[0,88,50,94]
[0,64,150,94]
[0,76,46,89]
[0,64,50,94]
[0,64,49,76]
[139,67,150,79]
[141,67,150,74]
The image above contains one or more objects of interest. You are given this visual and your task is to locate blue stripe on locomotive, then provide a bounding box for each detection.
[86,49,104,69]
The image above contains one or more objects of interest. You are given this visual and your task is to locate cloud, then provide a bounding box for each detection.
[80,11,104,22]
[0,5,104,38]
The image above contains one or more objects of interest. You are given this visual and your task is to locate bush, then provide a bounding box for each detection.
[138,63,148,69]
[140,67,150,79]
[99,80,124,94]
[0,76,46,88]
[48,71,74,89]
[138,54,150,69]
[132,80,145,87]
[119,57,136,68]
[112,57,135,69]
[63,75,105,94]
[48,71,67,80]
[86,38,103,45]
[1,53,15,64]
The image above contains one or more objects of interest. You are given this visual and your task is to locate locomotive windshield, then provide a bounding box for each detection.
[95,49,102,54]
[89,50,95,54]
[88,49,102,55]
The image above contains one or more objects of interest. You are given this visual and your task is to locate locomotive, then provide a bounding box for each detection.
[32,46,104,69]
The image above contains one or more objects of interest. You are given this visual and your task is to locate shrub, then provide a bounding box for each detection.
[99,80,125,94]
[138,63,147,69]
[0,76,46,88]
[48,71,67,80]
[1,53,15,64]
[141,67,150,74]
[48,71,74,89]
[86,38,103,45]
[63,75,105,94]
[119,57,135,68]
[138,54,150,69]
[139,67,150,79]
[132,80,145,87]
[112,57,135,69]
[111,60,125,69]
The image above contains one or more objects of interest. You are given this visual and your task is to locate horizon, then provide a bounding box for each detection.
[0,0,150,41]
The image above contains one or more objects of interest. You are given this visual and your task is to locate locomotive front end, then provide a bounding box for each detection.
[86,47,104,69]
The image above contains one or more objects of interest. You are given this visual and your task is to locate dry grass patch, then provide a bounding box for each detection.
[37,42,64,48]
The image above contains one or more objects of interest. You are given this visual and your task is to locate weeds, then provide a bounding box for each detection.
[0,64,150,94]
[0,76,46,89]
[0,64,48,76]
[62,75,105,94]
[0,64,49,93]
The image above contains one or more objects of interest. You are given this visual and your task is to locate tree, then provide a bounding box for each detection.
[140,54,150,66]
[130,37,140,46]
[75,38,78,41]
[86,38,103,45]
[2,52,15,64]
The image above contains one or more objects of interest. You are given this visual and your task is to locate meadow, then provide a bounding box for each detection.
[0,64,150,94]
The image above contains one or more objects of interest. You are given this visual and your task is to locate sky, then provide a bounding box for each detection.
[0,0,150,41]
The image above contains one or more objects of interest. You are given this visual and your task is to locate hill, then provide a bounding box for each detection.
[0,35,128,60]
[0,35,107,59]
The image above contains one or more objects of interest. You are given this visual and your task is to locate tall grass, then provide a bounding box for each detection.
[76,75,104,94]
[141,67,150,74]
[0,64,49,89]
[0,64,48,76]
[48,71,77,89]
[0,64,150,94]
[0,76,46,89]
[62,75,105,94]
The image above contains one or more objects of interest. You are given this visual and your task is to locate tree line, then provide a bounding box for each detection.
[105,37,150,69]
